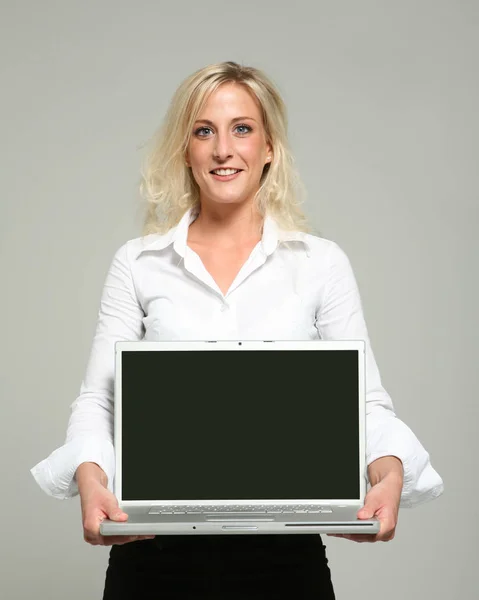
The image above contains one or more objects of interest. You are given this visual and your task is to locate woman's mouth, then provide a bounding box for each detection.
[210,168,243,182]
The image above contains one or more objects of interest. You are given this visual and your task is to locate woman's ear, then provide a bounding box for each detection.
[265,141,273,163]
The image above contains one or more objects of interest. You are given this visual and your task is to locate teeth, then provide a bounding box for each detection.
[212,169,239,176]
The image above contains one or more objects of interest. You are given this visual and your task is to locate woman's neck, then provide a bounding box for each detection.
[188,202,264,249]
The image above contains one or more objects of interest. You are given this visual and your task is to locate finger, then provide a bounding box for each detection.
[327,533,378,543]
[84,533,101,545]
[84,511,120,542]
[84,530,155,546]
[100,535,155,546]
[84,523,103,545]
[351,534,378,543]
[357,503,379,520]
[377,527,396,542]
[102,497,128,522]
[376,517,396,542]
[106,508,129,522]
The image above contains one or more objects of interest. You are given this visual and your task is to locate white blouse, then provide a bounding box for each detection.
[30,208,444,507]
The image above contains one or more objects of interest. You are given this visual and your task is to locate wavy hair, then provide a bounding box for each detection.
[140,61,311,235]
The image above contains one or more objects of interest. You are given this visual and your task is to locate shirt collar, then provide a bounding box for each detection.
[260,214,310,256]
[134,207,310,259]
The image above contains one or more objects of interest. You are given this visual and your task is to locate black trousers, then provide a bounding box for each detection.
[103,533,335,599]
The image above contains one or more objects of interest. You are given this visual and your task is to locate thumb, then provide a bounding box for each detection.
[357,503,377,519]
[104,497,128,521]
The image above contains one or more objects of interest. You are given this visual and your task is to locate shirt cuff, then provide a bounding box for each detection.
[367,450,444,508]
[366,410,444,508]
[30,438,115,500]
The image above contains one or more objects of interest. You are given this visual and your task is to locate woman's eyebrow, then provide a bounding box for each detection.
[194,116,257,125]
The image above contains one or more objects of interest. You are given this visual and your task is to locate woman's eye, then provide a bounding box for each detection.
[235,124,252,134]
[195,127,212,137]
[194,124,252,137]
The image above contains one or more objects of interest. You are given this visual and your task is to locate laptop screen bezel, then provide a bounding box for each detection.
[113,339,366,507]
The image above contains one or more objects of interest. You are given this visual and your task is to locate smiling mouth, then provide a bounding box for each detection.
[210,169,243,181]
[209,169,243,175]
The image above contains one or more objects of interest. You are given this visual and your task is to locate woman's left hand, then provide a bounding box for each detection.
[328,456,404,543]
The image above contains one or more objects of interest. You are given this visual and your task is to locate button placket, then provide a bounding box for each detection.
[216,298,237,338]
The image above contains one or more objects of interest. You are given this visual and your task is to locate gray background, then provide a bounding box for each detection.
[1,0,477,598]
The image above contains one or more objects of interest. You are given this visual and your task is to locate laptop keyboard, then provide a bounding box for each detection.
[148,504,333,515]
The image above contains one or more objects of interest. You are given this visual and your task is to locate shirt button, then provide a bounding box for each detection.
[220,303,229,312]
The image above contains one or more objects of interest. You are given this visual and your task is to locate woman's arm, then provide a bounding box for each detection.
[315,240,444,507]
[30,241,145,499]
[368,455,404,486]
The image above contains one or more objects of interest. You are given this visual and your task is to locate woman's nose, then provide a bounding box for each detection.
[213,131,233,160]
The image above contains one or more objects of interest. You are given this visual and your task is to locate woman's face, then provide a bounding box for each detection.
[186,82,272,210]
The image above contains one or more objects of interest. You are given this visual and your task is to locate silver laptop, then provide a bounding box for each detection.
[100,340,380,536]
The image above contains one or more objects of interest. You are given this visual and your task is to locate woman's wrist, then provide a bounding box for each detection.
[368,455,404,487]
[75,462,108,490]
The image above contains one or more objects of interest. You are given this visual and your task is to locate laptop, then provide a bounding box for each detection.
[100,340,380,536]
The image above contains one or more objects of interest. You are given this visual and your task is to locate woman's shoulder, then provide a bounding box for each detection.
[286,229,348,263]
[112,232,172,263]
[290,232,358,287]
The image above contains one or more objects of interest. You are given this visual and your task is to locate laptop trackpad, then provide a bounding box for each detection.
[205,517,275,522]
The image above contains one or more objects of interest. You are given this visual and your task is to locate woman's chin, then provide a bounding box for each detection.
[201,194,252,208]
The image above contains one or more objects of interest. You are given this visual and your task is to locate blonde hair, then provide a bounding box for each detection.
[140,61,311,235]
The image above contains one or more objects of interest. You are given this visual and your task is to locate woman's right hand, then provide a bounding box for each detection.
[76,462,155,546]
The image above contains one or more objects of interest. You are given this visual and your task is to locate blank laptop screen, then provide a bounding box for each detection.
[120,349,361,501]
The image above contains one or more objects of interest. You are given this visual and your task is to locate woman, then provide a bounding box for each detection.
[31,61,444,599]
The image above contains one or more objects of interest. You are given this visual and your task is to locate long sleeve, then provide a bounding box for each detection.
[30,242,145,499]
[315,241,444,508]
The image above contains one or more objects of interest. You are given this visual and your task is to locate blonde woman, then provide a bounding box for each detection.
[31,61,443,599]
